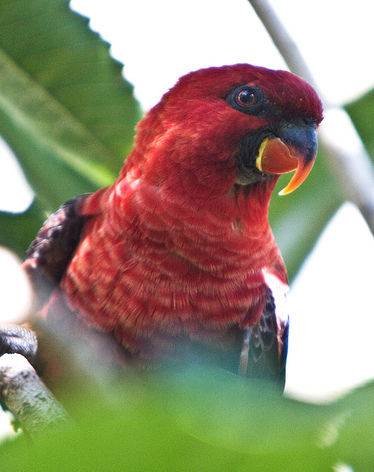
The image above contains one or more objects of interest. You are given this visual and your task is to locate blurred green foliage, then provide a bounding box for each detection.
[0,1,373,470]
[1,366,374,471]
[346,89,374,158]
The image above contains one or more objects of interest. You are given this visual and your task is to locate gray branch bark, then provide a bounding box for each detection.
[0,353,68,435]
[248,0,374,234]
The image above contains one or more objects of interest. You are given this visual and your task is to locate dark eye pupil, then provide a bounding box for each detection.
[237,89,256,105]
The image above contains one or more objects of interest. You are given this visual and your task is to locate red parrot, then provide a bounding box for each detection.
[3,64,323,390]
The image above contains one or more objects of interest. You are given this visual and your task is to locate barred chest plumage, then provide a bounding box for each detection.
[60,179,282,358]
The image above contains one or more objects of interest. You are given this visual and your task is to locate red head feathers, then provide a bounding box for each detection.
[124,64,323,205]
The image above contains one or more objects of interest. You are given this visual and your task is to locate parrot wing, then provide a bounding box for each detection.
[22,194,90,304]
[242,274,289,391]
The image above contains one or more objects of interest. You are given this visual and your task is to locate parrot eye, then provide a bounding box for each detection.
[227,85,265,115]
[236,88,258,107]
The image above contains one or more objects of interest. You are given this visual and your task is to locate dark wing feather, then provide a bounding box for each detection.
[245,287,289,391]
[23,194,89,304]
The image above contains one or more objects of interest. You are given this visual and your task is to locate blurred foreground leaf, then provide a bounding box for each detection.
[3,366,373,471]
[334,382,374,470]
[0,367,374,472]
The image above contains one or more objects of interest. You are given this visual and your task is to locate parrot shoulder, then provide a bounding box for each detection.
[22,194,92,304]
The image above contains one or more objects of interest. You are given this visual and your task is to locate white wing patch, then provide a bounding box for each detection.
[262,268,289,329]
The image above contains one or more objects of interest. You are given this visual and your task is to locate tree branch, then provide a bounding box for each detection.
[0,353,68,435]
[248,0,374,234]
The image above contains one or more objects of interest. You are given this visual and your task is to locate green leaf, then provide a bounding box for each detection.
[333,381,374,470]
[345,89,374,159]
[0,201,45,256]
[0,367,342,471]
[2,365,371,471]
[161,367,334,454]
[0,0,140,212]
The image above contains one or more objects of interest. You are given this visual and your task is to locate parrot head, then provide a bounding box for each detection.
[131,64,323,201]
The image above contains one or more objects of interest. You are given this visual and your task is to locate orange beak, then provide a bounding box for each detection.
[255,123,318,195]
